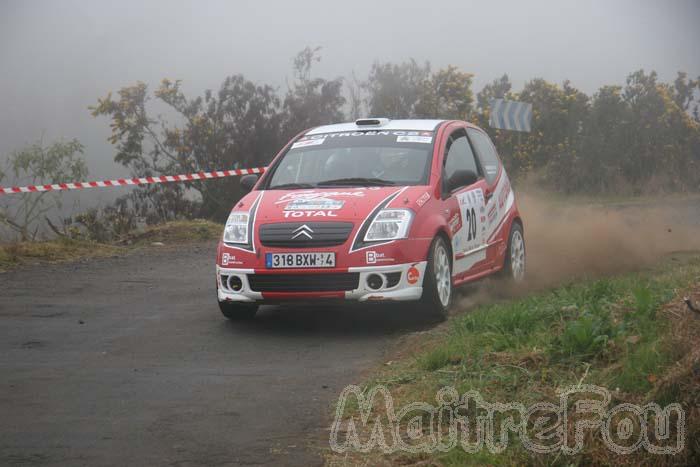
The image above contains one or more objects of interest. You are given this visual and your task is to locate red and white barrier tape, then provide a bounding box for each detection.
[0,167,266,195]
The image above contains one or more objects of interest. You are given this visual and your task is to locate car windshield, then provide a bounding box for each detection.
[266,131,434,188]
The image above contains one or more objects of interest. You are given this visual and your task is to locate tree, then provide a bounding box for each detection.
[88,56,700,224]
[346,70,365,120]
[619,70,700,191]
[91,76,285,221]
[91,48,346,221]
[364,61,476,121]
[671,71,699,111]
[0,138,87,241]
[364,59,431,118]
[282,47,346,136]
[415,65,474,120]
[576,85,629,192]
[508,78,588,183]
[476,74,512,112]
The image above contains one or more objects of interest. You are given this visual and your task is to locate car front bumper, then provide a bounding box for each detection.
[216,261,427,304]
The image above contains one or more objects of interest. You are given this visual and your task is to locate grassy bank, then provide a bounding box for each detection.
[327,254,700,466]
[0,219,222,272]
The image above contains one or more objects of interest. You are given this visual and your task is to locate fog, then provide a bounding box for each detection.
[1,0,698,201]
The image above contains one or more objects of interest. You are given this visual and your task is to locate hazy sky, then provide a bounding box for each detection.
[1,0,698,199]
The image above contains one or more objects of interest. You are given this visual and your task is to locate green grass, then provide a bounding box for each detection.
[328,255,700,466]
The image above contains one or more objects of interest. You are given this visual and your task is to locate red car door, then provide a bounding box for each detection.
[467,127,508,265]
[438,126,492,279]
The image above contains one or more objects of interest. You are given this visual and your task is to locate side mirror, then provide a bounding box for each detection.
[240,174,259,192]
[447,169,478,192]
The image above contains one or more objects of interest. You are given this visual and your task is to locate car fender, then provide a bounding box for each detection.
[411,210,453,259]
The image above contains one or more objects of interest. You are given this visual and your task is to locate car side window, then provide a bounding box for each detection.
[443,130,479,182]
[467,129,501,185]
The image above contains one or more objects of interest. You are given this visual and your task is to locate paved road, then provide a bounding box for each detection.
[0,243,436,466]
[3,196,697,466]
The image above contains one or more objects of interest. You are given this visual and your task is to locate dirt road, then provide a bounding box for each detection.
[0,244,436,466]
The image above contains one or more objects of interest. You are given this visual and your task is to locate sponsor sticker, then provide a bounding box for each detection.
[284,197,344,211]
[291,138,325,149]
[449,212,462,234]
[305,131,433,139]
[396,135,432,144]
[283,210,338,218]
[415,191,431,207]
[275,191,365,204]
[498,177,511,209]
[365,251,393,264]
[407,266,420,285]
[221,252,242,265]
[487,204,497,223]
[455,188,484,252]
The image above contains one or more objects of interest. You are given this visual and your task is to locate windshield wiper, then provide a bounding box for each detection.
[269,182,317,189]
[316,177,396,187]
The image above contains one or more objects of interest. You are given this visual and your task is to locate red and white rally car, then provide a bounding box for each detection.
[216,118,525,320]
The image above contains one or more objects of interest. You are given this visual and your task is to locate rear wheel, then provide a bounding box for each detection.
[500,222,526,282]
[419,236,453,321]
[218,301,258,320]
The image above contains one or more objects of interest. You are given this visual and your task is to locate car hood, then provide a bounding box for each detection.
[235,186,430,224]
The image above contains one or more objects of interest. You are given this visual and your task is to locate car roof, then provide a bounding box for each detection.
[304,119,446,135]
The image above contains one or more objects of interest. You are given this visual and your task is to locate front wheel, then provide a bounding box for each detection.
[218,301,258,320]
[500,222,526,282]
[419,236,453,321]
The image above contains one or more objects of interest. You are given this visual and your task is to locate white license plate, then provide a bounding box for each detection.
[265,252,336,269]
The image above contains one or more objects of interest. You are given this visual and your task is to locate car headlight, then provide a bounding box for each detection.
[223,212,249,244]
[364,209,414,242]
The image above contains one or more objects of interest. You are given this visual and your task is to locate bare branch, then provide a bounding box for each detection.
[45,216,67,238]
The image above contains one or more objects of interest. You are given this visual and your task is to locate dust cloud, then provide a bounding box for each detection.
[457,194,700,308]
[520,193,700,287]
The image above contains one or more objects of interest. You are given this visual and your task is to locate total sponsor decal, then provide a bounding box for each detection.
[284,210,338,218]
[365,251,395,264]
[407,265,420,285]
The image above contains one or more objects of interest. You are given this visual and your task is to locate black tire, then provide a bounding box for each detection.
[499,222,526,282]
[419,236,453,321]
[218,301,258,320]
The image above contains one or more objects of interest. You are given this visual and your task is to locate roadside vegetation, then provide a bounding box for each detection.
[3,48,699,244]
[327,254,700,466]
[0,219,222,272]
